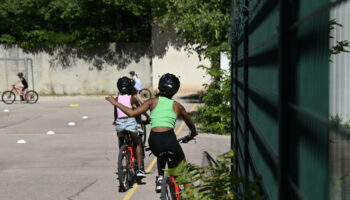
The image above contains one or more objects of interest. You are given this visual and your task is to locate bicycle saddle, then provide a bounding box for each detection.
[158,151,174,159]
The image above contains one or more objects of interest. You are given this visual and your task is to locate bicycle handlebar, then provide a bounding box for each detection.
[178,135,195,144]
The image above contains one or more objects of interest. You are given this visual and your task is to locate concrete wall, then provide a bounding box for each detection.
[151,24,211,95]
[0,25,211,96]
[0,44,152,95]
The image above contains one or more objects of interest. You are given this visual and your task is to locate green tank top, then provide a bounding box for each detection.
[150,96,177,129]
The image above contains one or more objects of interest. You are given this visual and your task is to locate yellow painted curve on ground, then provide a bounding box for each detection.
[122,103,198,200]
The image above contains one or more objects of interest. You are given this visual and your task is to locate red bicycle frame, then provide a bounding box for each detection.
[169,177,180,200]
[11,85,28,100]
[128,146,135,169]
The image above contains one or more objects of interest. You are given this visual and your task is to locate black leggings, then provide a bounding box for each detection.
[148,129,185,175]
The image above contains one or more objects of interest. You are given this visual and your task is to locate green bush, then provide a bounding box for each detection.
[166,151,266,200]
[195,65,231,135]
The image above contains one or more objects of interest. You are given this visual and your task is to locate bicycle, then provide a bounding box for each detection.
[117,88,152,102]
[117,130,145,192]
[1,85,39,104]
[146,135,195,200]
[139,88,152,101]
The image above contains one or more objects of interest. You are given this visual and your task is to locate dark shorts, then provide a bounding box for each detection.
[148,129,185,163]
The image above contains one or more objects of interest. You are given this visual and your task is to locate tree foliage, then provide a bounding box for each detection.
[162,0,230,62]
[0,0,151,49]
[166,150,266,199]
[195,65,231,134]
[162,0,231,134]
[114,0,231,62]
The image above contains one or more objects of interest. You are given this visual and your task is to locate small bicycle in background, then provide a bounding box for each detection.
[139,88,152,101]
[1,85,39,104]
[117,88,152,102]
[146,135,195,200]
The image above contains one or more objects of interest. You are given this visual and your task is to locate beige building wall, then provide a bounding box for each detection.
[152,47,211,95]
[151,24,211,96]
[0,44,152,95]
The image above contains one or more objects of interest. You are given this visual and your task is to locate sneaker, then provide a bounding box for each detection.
[136,170,146,178]
[155,176,163,193]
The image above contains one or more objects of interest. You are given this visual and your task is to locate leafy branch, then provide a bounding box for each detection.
[330,40,350,55]
[165,151,266,200]
[330,19,350,60]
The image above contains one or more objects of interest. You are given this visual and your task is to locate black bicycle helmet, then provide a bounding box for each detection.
[158,73,180,98]
[117,76,133,94]
[129,71,135,76]
[17,72,23,77]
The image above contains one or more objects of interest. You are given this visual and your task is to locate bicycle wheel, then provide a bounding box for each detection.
[139,88,152,101]
[161,176,180,200]
[25,90,39,104]
[118,145,132,191]
[2,91,16,104]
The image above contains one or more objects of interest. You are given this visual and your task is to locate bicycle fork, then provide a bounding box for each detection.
[169,177,180,200]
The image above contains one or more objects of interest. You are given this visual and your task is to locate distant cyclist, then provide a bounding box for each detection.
[13,72,28,101]
[113,76,146,178]
[129,71,146,132]
[129,71,142,91]
[106,73,197,192]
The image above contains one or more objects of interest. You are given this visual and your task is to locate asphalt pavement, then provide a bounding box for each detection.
[0,96,230,200]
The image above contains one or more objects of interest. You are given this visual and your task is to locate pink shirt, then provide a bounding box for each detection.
[117,94,132,118]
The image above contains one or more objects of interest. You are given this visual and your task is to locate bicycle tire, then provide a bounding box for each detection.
[25,90,39,104]
[139,88,152,100]
[161,176,179,200]
[118,145,132,191]
[2,91,16,104]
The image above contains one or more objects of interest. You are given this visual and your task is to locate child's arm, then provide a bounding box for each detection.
[13,80,20,86]
[106,95,151,117]
[131,95,150,122]
[131,95,140,107]
[143,112,150,123]
[113,97,118,124]
[175,101,197,138]
[134,93,144,104]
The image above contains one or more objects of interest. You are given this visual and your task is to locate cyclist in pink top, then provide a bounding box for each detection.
[114,76,146,177]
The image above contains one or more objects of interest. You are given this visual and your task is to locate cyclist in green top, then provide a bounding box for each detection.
[106,73,197,193]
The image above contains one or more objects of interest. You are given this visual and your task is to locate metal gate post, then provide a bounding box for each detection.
[243,0,250,179]
[24,58,29,80]
[234,24,239,179]
[230,0,235,179]
[230,0,235,155]
[278,0,292,198]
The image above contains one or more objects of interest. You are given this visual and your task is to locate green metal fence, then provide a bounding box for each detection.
[230,0,350,199]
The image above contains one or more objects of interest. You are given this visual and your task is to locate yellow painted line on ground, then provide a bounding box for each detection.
[122,103,198,200]
[70,104,79,107]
